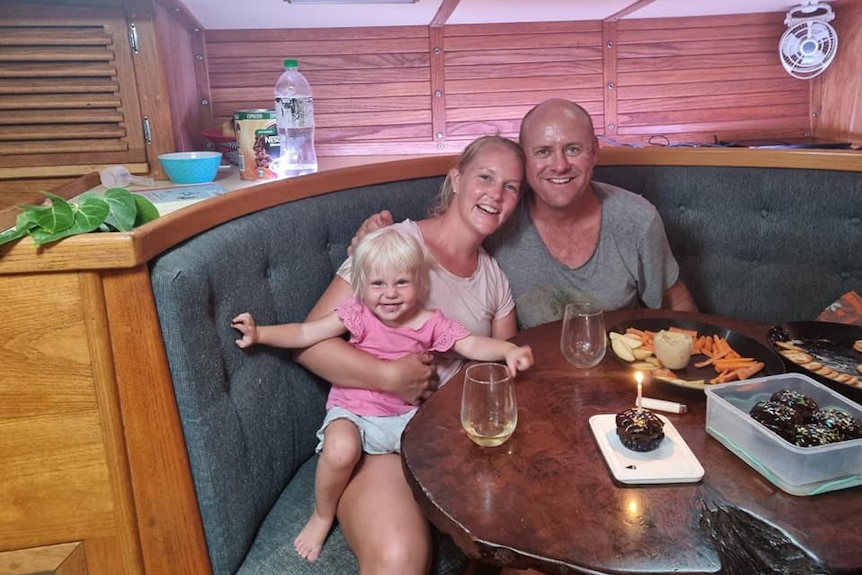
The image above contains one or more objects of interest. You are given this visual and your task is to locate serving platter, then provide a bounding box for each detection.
[608,318,786,392]
[767,321,862,404]
[589,414,704,485]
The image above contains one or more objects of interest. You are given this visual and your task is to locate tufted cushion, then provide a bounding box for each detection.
[593,165,862,325]
[150,176,461,575]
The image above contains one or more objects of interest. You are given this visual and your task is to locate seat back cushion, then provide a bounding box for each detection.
[593,165,861,325]
[150,176,446,575]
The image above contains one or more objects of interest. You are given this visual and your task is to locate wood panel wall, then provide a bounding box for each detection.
[816,0,862,145]
[441,21,605,149]
[203,27,434,154]
[196,10,847,156]
[613,14,811,146]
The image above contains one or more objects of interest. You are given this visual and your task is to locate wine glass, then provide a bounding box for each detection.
[560,301,607,368]
[460,362,518,447]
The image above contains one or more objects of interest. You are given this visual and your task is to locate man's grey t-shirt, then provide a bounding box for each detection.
[486,181,680,329]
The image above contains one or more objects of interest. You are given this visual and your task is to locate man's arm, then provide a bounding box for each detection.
[663,279,698,312]
[293,275,437,404]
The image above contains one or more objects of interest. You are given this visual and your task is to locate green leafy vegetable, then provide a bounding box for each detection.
[101,188,138,232]
[0,187,159,248]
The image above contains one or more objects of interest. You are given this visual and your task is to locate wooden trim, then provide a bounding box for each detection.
[126,0,176,179]
[608,0,659,21]
[79,271,147,575]
[810,77,822,137]
[429,26,446,145]
[1,148,860,276]
[602,20,618,139]
[431,0,459,26]
[103,266,212,575]
[152,0,205,31]
[191,29,211,139]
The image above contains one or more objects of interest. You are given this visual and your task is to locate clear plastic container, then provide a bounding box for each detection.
[705,373,862,496]
[274,59,317,178]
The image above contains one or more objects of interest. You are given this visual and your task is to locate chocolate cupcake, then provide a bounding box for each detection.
[812,407,862,441]
[751,390,861,447]
[615,407,665,452]
[749,400,800,442]
[792,423,843,447]
[769,389,819,421]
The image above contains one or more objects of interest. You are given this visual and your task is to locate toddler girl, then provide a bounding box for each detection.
[231,226,533,562]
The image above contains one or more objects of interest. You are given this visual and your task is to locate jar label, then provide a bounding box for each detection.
[234,109,281,180]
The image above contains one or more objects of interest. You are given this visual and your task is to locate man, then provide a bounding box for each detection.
[485,98,697,328]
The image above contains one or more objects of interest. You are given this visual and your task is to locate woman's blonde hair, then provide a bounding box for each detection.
[350,227,432,304]
[428,135,525,217]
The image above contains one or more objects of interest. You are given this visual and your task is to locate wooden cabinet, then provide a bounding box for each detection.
[0,172,210,575]
[0,0,176,210]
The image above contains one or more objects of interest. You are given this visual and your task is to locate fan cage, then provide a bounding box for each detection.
[779,20,838,80]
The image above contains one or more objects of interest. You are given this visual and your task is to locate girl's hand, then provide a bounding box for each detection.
[232,312,259,348]
[505,345,534,377]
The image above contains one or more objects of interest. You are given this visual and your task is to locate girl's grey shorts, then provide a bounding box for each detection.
[316,405,419,454]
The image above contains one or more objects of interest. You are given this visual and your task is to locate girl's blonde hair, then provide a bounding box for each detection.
[350,227,431,304]
[428,135,525,217]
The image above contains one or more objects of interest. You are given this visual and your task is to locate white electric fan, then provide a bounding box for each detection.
[779,1,838,80]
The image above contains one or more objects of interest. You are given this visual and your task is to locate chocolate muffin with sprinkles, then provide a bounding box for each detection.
[792,423,844,447]
[615,407,665,452]
[769,389,819,421]
[750,388,861,447]
[812,407,861,441]
[750,401,800,442]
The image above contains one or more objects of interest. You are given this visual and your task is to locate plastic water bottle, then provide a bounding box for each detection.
[274,59,317,178]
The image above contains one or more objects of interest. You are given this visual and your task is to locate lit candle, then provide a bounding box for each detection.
[635,371,644,413]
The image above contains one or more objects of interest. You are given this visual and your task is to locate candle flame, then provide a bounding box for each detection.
[635,371,643,384]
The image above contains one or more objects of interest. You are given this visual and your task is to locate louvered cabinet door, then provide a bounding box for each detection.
[0,2,154,181]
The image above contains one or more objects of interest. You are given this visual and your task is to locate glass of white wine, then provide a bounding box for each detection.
[461,362,518,447]
[560,301,607,368]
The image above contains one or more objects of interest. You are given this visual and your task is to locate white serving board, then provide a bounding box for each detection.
[589,413,705,485]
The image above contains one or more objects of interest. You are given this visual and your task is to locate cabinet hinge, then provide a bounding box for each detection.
[142,116,152,144]
[128,22,139,54]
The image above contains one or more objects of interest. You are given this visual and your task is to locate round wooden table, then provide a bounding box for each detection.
[401,309,862,575]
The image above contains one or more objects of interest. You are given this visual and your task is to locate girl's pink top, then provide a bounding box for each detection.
[326,297,470,416]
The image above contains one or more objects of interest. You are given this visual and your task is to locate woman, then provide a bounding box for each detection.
[294,135,525,574]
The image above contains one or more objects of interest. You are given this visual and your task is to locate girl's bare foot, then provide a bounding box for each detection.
[293,512,334,561]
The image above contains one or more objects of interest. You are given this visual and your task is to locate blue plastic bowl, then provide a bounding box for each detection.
[158,151,222,184]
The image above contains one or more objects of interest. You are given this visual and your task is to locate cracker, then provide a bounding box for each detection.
[780,350,812,364]
[775,340,801,350]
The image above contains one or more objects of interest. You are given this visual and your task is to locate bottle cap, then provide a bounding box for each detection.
[283,59,298,68]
